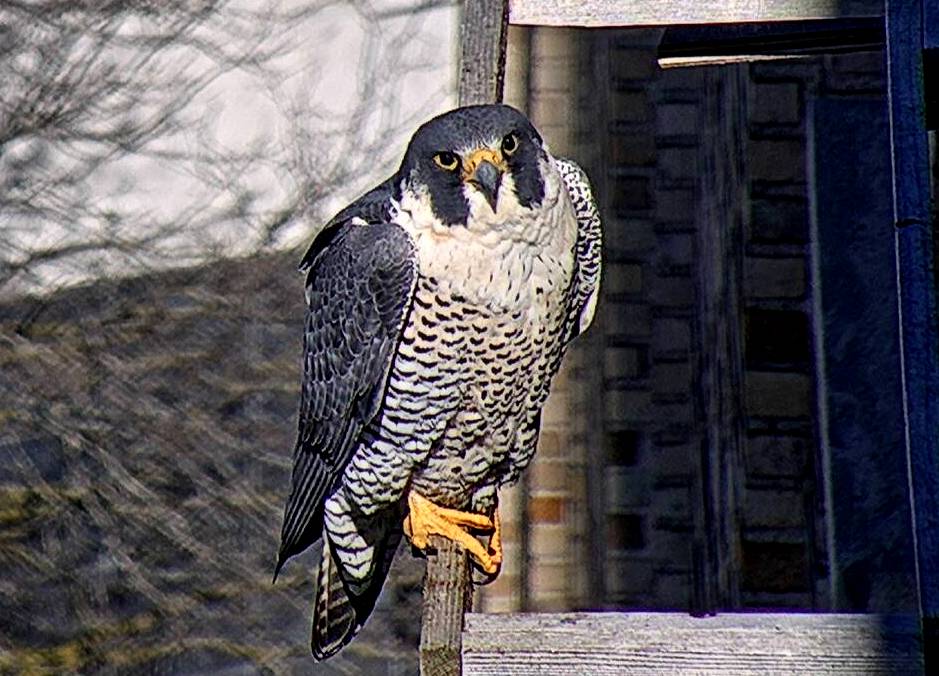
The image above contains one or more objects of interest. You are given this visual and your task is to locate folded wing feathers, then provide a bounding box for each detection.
[278,222,417,571]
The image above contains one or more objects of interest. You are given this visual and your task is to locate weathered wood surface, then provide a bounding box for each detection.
[462,613,924,674]
[691,65,748,613]
[458,0,509,105]
[657,18,884,68]
[885,0,939,670]
[420,1,508,673]
[421,537,474,676]
[509,0,883,27]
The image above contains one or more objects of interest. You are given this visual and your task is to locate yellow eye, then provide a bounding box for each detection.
[502,133,519,156]
[433,151,460,172]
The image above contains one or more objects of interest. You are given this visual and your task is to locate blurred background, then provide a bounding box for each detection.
[3,2,938,674]
[1,1,455,673]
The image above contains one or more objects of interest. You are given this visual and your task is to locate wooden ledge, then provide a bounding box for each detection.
[509,0,884,27]
[462,612,923,674]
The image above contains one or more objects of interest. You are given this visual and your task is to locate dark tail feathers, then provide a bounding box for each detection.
[311,527,402,660]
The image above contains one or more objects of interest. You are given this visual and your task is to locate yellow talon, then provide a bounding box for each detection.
[403,491,502,575]
[488,509,502,567]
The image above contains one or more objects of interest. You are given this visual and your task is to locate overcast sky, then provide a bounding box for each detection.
[2,0,458,298]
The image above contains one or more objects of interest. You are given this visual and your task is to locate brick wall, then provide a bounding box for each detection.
[740,50,887,609]
[600,32,703,610]
[486,27,893,615]
[739,60,819,609]
[482,27,706,612]
[479,25,599,613]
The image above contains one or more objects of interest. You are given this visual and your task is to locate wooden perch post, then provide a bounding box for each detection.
[457,0,509,107]
[418,3,509,676]
[420,538,474,676]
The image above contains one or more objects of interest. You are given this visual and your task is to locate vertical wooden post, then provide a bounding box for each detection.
[419,3,509,676]
[692,65,748,614]
[885,0,939,669]
[457,0,510,107]
[420,538,474,676]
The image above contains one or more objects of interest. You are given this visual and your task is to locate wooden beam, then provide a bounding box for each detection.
[691,65,748,613]
[509,0,883,27]
[657,18,884,68]
[420,4,509,675]
[885,0,939,669]
[462,613,924,674]
[925,0,939,130]
[927,0,939,49]
[458,0,509,105]
[420,538,474,676]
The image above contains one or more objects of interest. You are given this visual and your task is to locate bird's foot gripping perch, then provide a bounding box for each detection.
[403,491,502,575]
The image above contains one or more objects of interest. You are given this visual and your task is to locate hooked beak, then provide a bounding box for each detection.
[469,161,503,212]
[462,148,506,212]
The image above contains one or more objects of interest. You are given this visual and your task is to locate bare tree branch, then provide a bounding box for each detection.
[0,0,454,298]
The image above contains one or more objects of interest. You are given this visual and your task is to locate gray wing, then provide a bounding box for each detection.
[276,220,417,573]
[556,157,602,340]
[298,176,398,272]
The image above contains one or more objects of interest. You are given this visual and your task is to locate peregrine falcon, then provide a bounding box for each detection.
[275,104,602,659]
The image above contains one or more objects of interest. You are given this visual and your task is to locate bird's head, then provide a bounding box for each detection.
[397,104,551,228]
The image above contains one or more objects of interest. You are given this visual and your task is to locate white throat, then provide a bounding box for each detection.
[391,155,577,309]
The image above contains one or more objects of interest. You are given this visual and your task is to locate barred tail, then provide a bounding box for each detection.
[311,538,358,659]
[311,524,402,660]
